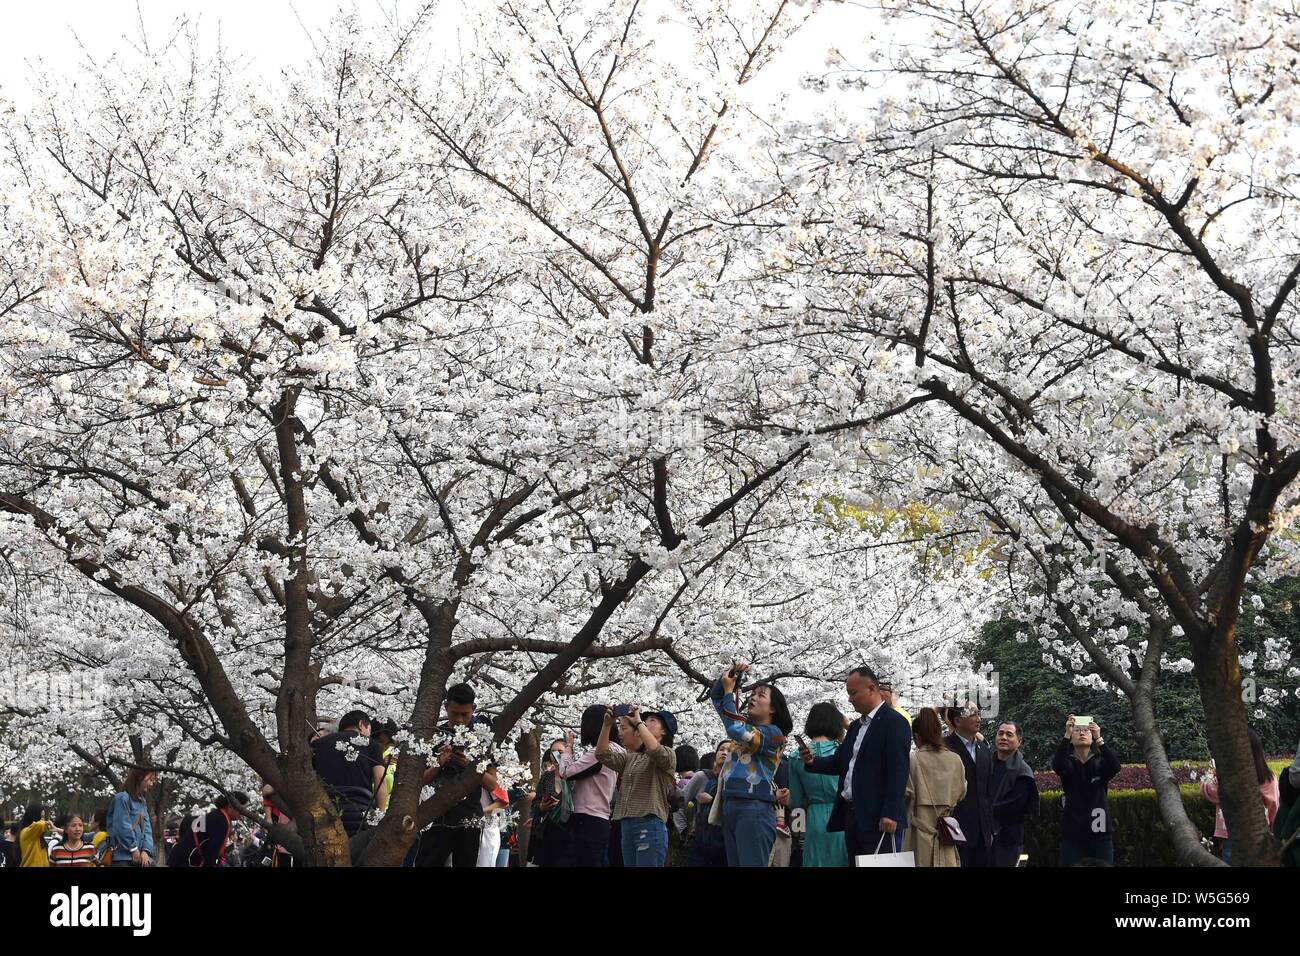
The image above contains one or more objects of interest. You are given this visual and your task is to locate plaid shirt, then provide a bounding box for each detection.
[596,746,677,822]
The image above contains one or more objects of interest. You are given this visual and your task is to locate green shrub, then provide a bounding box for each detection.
[1024,788,1219,866]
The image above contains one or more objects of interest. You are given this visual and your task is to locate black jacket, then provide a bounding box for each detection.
[431,715,495,823]
[990,750,1039,846]
[1051,739,1121,840]
[167,808,233,867]
[945,732,994,847]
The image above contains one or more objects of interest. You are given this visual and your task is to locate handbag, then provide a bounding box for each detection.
[856,831,915,867]
[937,816,967,846]
[917,755,966,847]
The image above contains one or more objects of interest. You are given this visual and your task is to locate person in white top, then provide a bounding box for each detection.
[476,776,510,867]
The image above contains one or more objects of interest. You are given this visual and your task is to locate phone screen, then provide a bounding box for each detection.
[1074,716,1093,727]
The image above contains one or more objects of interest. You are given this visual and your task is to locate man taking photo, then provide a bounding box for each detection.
[416,683,495,867]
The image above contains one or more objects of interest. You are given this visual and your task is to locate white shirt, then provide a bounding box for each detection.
[956,732,977,763]
[841,701,885,801]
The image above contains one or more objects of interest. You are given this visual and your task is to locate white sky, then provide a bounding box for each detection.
[0,0,884,110]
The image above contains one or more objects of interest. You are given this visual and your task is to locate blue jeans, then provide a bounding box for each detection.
[620,815,668,867]
[1060,835,1114,866]
[1220,839,1231,864]
[722,796,777,867]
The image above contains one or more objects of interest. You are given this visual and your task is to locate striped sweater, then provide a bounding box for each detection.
[711,678,786,803]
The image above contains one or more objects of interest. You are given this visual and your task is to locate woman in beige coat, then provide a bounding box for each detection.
[904,708,968,867]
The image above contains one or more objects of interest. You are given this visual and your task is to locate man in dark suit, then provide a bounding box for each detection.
[945,703,994,867]
[799,665,912,861]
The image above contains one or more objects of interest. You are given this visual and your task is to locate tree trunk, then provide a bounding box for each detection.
[514,726,542,866]
[1131,691,1220,866]
[1193,623,1280,866]
[283,780,353,867]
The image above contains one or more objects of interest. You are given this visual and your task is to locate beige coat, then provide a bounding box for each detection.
[904,746,968,867]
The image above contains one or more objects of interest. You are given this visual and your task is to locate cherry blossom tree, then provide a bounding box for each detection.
[762,0,1300,865]
[0,0,944,865]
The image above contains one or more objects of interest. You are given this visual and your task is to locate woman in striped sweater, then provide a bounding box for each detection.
[48,815,98,867]
[710,661,793,867]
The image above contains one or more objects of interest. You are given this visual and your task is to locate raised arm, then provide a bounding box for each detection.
[710,667,779,756]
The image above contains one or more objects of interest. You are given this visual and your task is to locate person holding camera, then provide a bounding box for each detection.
[558,704,621,866]
[595,703,677,867]
[1052,715,1121,865]
[17,804,60,867]
[528,743,573,866]
[709,661,793,867]
[417,683,495,868]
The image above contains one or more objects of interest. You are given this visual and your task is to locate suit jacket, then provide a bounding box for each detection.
[945,732,994,847]
[806,703,911,835]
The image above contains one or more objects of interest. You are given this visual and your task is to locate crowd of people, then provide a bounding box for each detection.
[5,666,1300,868]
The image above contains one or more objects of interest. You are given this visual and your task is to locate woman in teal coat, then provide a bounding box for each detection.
[788,702,850,867]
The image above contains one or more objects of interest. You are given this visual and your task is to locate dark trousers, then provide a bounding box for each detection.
[606,818,623,867]
[688,822,727,867]
[569,813,610,867]
[843,807,891,862]
[1060,835,1114,866]
[992,841,1023,867]
[536,820,575,867]
[415,820,481,867]
[958,838,990,868]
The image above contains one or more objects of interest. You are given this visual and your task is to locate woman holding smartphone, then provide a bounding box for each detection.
[787,702,849,867]
[595,703,677,867]
[710,661,793,867]
[1051,715,1120,865]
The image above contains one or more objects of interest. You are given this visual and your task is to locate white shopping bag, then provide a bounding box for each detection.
[855,831,915,867]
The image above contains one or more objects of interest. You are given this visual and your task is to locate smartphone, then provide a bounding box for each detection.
[1074,716,1093,727]
[1016,854,1029,868]
[794,734,808,750]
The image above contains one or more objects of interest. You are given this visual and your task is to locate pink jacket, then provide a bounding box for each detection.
[1199,775,1280,839]
[558,744,622,820]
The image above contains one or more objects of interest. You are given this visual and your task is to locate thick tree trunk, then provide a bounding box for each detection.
[1193,624,1280,867]
[281,774,354,867]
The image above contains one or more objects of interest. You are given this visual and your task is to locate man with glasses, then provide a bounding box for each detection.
[945,702,994,867]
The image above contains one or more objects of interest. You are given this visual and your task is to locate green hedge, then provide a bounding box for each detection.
[1024,787,1219,866]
